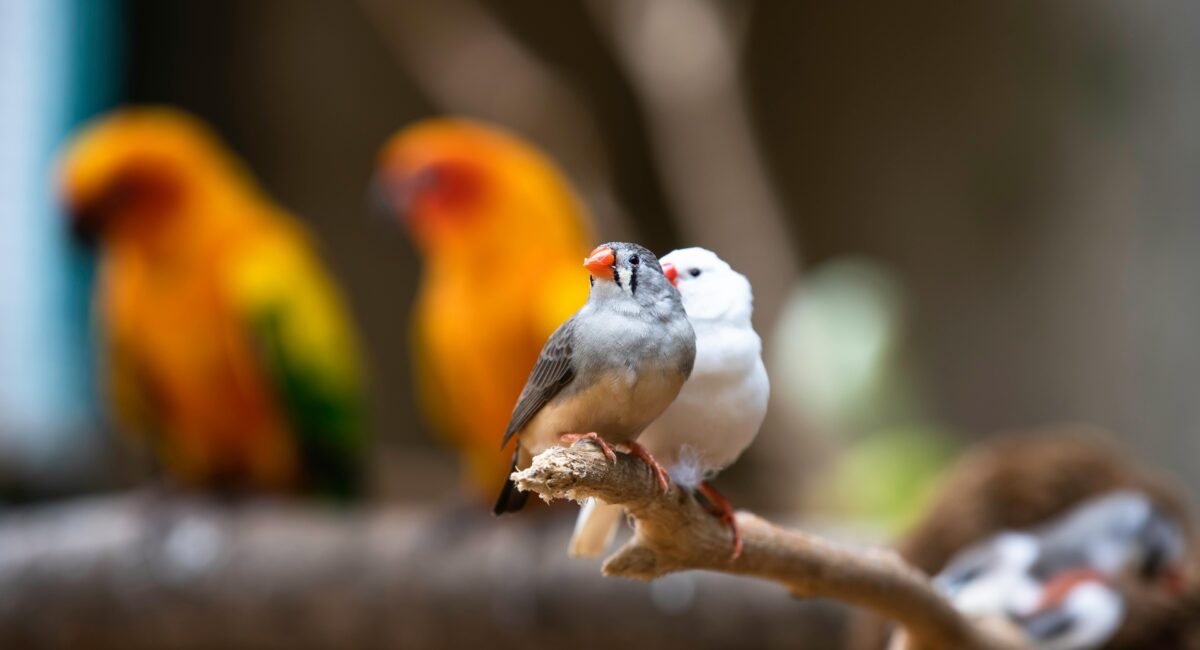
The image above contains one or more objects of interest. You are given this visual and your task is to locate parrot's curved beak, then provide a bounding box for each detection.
[371,166,420,226]
[369,172,405,224]
[66,193,105,246]
[62,163,183,245]
[662,262,678,287]
[584,246,615,280]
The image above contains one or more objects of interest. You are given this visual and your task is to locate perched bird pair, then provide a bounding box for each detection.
[490,242,768,559]
[934,490,1189,650]
[569,247,769,559]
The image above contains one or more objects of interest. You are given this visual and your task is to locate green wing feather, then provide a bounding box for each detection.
[232,227,368,499]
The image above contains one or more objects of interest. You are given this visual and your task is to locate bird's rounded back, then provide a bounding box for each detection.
[376,117,593,264]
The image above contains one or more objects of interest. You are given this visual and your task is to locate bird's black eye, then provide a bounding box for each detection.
[629,254,640,266]
[689,268,701,277]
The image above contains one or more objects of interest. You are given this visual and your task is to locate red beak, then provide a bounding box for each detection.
[584,246,615,280]
[662,262,678,287]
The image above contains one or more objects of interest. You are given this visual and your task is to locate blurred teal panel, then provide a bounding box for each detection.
[0,0,120,461]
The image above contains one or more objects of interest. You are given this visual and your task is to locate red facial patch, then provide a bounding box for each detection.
[407,160,484,216]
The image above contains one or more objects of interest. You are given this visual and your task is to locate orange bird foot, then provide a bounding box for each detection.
[624,441,670,495]
[561,432,617,463]
[699,481,743,560]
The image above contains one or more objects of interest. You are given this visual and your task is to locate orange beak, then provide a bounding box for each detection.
[583,245,615,280]
[662,262,678,287]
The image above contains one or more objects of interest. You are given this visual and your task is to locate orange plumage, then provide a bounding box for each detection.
[376,118,594,498]
[59,107,367,497]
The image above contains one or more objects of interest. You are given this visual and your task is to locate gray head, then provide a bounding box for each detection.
[583,242,682,319]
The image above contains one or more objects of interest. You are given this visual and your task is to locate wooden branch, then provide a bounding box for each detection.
[514,443,1030,650]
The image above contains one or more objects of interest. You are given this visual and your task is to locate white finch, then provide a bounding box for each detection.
[569,247,769,558]
[494,242,696,514]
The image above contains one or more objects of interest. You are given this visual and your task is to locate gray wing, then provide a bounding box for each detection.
[500,317,577,449]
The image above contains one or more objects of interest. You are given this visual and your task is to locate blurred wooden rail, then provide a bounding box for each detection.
[0,494,843,649]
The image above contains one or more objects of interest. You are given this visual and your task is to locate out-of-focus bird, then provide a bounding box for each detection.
[852,428,1198,650]
[374,119,594,498]
[895,428,1191,581]
[493,242,695,515]
[931,491,1185,628]
[58,107,367,498]
[569,247,768,559]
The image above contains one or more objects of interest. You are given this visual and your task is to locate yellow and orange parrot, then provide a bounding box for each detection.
[375,118,595,499]
[58,107,367,499]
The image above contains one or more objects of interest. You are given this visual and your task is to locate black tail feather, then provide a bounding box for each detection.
[493,448,529,515]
